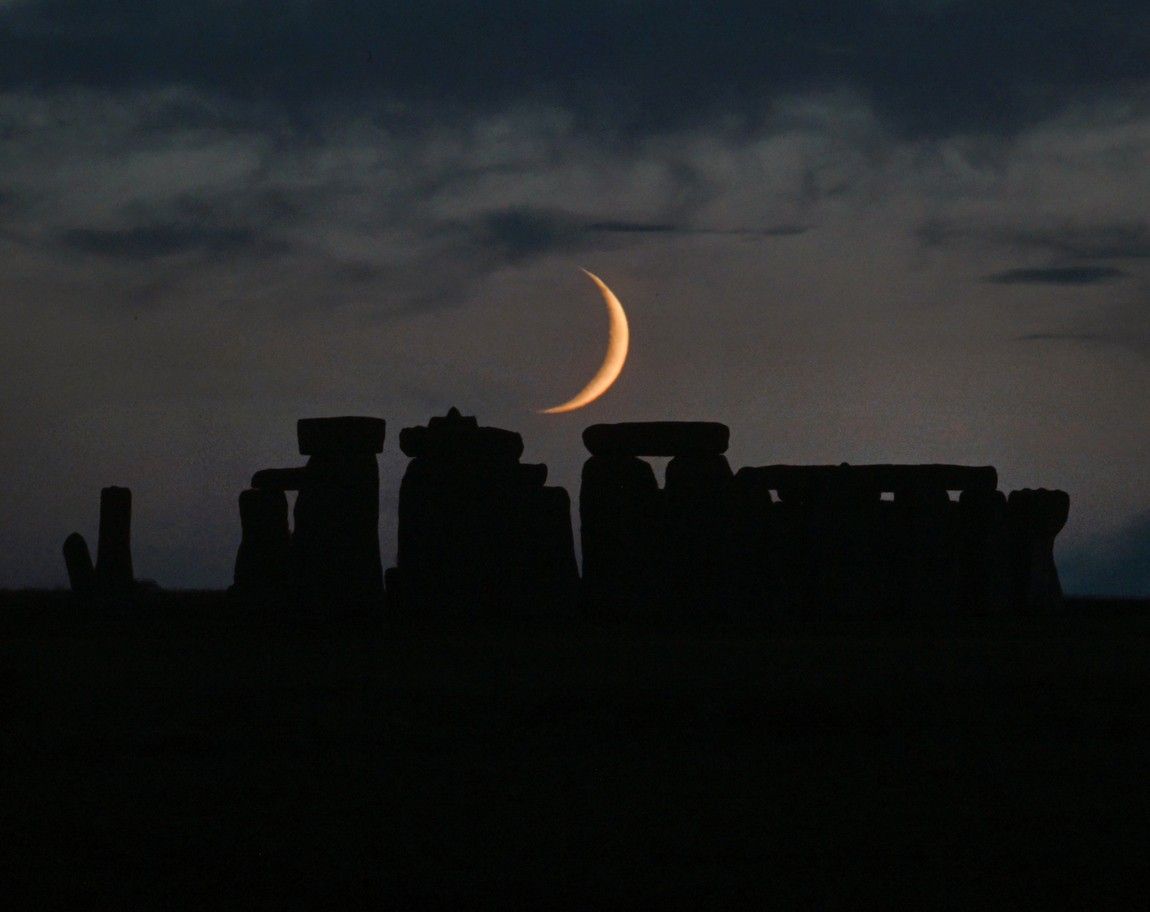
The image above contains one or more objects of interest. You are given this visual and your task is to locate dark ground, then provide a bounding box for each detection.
[2,590,1148,909]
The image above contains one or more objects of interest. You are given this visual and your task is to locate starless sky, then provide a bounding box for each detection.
[1,1,1148,594]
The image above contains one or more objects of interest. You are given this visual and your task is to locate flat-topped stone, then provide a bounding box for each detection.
[399,408,524,461]
[297,417,385,455]
[583,422,729,457]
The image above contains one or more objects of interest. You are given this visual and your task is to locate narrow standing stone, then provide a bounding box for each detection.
[96,486,134,598]
[231,488,292,603]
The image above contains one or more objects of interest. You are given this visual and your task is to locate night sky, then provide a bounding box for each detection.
[1,1,1147,594]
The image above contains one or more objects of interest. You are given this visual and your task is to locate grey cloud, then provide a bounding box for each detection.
[922,220,1150,261]
[58,224,275,259]
[588,222,808,238]
[1010,224,1150,261]
[1013,332,1109,343]
[984,266,1127,285]
[463,208,812,266]
[2,1,1147,142]
[476,209,587,264]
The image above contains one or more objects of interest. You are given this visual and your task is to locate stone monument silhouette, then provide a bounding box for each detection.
[387,408,578,621]
[231,416,386,614]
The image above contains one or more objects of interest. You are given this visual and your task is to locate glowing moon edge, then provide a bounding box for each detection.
[539,269,630,414]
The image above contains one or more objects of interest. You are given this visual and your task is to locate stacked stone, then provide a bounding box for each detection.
[62,485,136,600]
[580,422,731,620]
[390,408,578,620]
[234,416,385,614]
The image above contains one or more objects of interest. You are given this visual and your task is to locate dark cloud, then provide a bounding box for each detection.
[588,222,807,237]
[57,223,279,259]
[984,266,1127,285]
[464,208,811,265]
[921,220,1150,260]
[475,209,586,264]
[1011,223,1150,261]
[2,1,1147,140]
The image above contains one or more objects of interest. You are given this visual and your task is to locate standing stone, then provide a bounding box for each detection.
[579,454,665,618]
[96,485,134,598]
[1008,488,1070,612]
[728,469,778,617]
[239,417,385,616]
[231,488,291,603]
[808,471,888,616]
[392,408,577,621]
[892,483,958,614]
[958,489,1011,613]
[292,417,386,615]
[664,454,734,619]
[62,532,96,598]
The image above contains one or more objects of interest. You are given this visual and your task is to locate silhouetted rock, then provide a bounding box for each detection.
[664,454,735,618]
[251,467,308,491]
[958,489,1012,613]
[292,418,385,615]
[726,464,1014,617]
[230,488,291,603]
[739,464,997,503]
[96,486,134,598]
[894,483,959,614]
[392,408,576,621]
[297,416,386,455]
[579,454,665,617]
[1008,488,1070,612]
[234,417,386,616]
[583,422,729,457]
[62,532,95,598]
[399,407,524,461]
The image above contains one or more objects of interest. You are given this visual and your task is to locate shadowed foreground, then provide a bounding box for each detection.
[2,591,1148,908]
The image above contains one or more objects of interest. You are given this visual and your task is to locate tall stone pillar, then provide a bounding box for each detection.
[958,488,1011,613]
[96,485,134,598]
[292,417,386,614]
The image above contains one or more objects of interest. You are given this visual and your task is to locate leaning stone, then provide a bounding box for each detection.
[297,416,386,455]
[583,422,729,457]
[96,486,135,598]
[63,532,96,598]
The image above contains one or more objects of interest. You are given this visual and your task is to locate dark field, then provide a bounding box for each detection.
[2,591,1149,908]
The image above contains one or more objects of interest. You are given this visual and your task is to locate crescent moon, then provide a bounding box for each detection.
[540,269,630,414]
